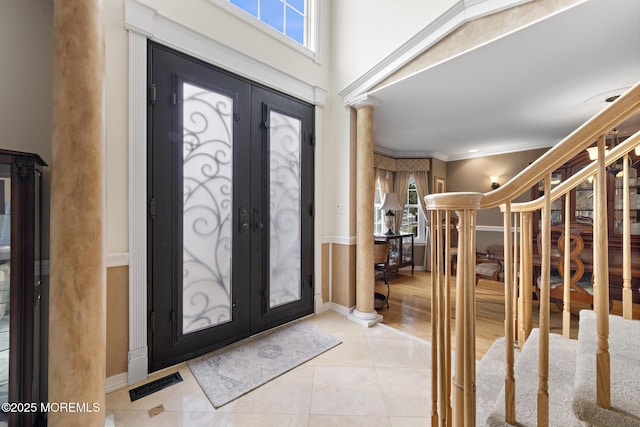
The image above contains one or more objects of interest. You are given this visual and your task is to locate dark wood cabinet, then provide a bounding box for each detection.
[374,233,414,275]
[0,150,46,426]
[531,149,640,303]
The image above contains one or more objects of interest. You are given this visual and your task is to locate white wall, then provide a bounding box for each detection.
[330,0,456,91]
[0,0,53,162]
[1,0,463,255]
[104,0,333,253]
[105,0,131,254]
[324,0,456,240]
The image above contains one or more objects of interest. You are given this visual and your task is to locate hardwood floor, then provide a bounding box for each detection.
[375,269,639,359]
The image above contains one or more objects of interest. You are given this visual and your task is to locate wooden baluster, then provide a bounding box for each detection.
[563,194,571,338]
[518,212,525,347]
[595,136,611,409]
[522,212,533,344]
[461,209,477,427]
[431,210,439,426]
[592,172,599,315]
[622,154,632,319]
[538,173,551,427]
[444,211,452,424]
[438,210,447,426]
[503,202,516,424]
[452,210,465,426]
[512,213,519,347]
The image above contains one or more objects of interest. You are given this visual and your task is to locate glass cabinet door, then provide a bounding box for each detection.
[575,165,594,225]
[401,235,413,264]
[0,151,46,426]
[614,167,640,235]
[0,164,10,411]
[388,237,400,266]
[537,172,564,226]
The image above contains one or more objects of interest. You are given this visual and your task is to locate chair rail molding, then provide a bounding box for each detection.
[106,252,129,268]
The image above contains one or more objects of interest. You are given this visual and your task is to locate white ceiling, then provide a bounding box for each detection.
[369,0,640,161]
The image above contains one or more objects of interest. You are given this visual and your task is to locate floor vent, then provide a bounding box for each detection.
[128,372,183,402]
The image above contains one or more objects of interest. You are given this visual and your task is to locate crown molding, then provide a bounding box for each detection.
[338,0,534,105]
[374,140,554,162]
[446,140,554,161]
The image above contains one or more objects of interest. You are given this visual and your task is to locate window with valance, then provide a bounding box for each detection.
[374,154,430,243]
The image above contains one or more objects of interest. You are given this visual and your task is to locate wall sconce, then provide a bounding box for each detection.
[490,176,500,190]
[380,193,402,235]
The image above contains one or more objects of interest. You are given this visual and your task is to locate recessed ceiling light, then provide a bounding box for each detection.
[468,149,479,153]
[584,87,631,105]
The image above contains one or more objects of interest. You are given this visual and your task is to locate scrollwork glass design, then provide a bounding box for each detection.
[182,82,233,334]
[269,111,302,308]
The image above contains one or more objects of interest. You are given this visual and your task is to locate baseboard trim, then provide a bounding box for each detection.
[329,303,353,317]
[105,372,129,394]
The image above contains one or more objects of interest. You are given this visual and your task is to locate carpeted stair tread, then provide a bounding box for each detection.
[486,329,582,427]
[477,337,518,426]
[572,310,640,427]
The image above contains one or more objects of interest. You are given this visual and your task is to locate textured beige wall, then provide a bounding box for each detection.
[413,244,425,270]
[375,0,584,90]
[331,244,356,308]
[106,266,128,377]
[349,108,358,236]
[447,148,550,250]
[431,158,447,193]
[321,243,330,303]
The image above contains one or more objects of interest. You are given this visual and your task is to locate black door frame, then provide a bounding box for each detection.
[147,42,314,372]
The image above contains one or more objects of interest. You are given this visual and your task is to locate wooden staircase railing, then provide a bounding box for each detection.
[424,81,640,426]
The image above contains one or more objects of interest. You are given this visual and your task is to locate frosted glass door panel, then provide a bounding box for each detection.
[182,82,233,334]
[269,111,301,308]
[0,167,10,407]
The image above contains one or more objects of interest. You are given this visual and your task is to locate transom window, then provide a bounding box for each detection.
[230,0,308,46]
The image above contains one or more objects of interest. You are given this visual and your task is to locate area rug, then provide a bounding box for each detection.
[187,321,341,408]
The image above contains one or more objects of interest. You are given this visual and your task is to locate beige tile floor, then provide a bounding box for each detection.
[106,310,432,426]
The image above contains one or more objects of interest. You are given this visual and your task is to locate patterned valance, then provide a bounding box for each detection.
[374,153,430,172]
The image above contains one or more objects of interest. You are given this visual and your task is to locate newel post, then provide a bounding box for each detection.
[424,192,482,427]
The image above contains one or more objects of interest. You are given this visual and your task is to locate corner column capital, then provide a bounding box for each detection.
[349,94,380,110]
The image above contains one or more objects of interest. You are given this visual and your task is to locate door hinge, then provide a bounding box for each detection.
[149,84,157,104]
[149,198,156,219]
[309,203,314,217]
[172,93,177,106]
[308,274,313,288]
[149,311,156,332]
[171,309,177,324]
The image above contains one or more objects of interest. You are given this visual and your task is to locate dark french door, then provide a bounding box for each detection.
[147,42,314,371]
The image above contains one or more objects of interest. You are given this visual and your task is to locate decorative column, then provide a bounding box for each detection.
[49,1,106,426]
[349,98,382,327]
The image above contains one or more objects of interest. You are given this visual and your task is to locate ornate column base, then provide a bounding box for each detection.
[348,309,383,327]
